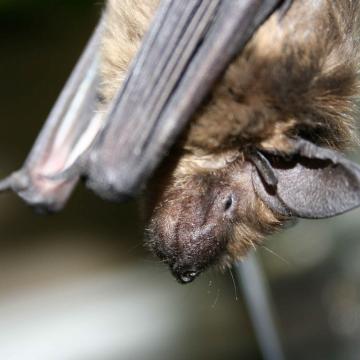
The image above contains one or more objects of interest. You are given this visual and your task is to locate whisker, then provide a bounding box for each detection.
[261,245,290,265]
[228,268,239,301]
[206,269,222,308]
[211,288,221,309]
[247,237,257,251]
[126,241,143,254]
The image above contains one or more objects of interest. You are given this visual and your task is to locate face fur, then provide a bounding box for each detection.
[145,152,283,283]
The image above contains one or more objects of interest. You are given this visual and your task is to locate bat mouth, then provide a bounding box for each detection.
[170,264,201,284]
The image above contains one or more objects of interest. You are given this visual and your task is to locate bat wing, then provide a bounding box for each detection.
[85,0,288,201]
[0,20,104,212]
[1,0,289,210]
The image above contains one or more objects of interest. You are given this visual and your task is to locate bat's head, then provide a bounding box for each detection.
[145,152,281,284]
[146,138,360,284]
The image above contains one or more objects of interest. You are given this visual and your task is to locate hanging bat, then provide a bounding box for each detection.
[2,0,360,284]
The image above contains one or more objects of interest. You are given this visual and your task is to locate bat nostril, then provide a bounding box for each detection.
[178,271,199,284]
[179,271,199,284]
[171,264,200,284]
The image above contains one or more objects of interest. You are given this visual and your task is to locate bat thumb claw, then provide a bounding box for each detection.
[0,171,29,193]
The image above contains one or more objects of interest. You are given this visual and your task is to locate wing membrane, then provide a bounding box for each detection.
[0,19,104,211]
[86,0,285,200]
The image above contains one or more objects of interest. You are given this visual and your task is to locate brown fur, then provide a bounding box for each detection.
[186,0,360,154]
[99,0,360,274]
[100,0,160,103]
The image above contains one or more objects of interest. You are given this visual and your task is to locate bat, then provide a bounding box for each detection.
[2,0,360,285]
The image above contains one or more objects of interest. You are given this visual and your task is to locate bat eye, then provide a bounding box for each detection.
[224,194,233,212]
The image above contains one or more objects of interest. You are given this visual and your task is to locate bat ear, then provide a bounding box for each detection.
[251,139,360,219]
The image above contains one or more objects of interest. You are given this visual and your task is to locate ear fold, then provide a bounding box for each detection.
[251,139,360,219]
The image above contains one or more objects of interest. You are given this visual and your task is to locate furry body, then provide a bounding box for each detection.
[100,0,360,279]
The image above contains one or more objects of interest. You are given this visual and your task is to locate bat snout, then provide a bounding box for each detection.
[170,263,201,284]
[146,178,241,283]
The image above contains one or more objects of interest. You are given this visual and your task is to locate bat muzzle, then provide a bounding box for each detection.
[170,264,201,284]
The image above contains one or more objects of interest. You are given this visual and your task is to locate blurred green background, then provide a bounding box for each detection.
[1,1,360,360]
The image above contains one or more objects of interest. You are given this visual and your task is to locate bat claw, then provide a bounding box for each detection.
[0,176,13,192]
[0,167,76,212]
[0,171,29,192]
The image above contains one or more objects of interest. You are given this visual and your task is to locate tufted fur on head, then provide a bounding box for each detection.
[100,0,360,282]
[186,0,360,154]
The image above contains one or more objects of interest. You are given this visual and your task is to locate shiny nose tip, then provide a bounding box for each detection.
[177,270,199,284]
